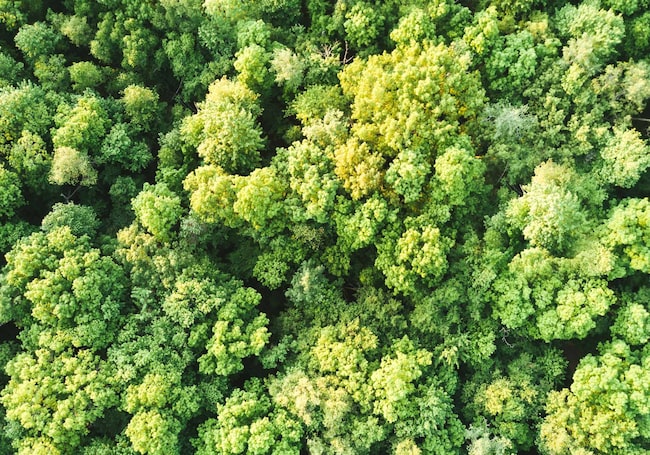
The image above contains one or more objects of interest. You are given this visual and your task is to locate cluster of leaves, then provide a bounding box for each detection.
[1,0,650,454]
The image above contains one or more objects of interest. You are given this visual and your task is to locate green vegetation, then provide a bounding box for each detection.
[0,0,649,453]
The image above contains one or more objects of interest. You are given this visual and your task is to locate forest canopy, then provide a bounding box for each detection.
[0,0,649,454]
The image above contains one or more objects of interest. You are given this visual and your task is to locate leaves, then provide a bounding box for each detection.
[1,1,650,454]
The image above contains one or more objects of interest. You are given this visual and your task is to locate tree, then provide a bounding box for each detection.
[124,371,199,455]
[52,94,109,154]
[181,77,265,174]
[598,127,650,188]
[0,83,53,148]
[41,203,100,238]
[605,198,650,275]
[68,61,106,92]
[491,245,616,342]
[505,161,599,256]
[121,84,161,132]
[339,39,485,157]
[14,22,62,64]
[195,379,302,455]
[131,183,183,243]
[540,339,650,454]
[0,164,23,218]
[0,226,127,350]
[375,219,453,295]
[49,146,97,187]
[1,348,119,455]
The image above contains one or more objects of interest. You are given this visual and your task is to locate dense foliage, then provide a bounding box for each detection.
[0,0,649,454]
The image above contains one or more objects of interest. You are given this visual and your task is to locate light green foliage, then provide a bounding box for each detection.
[251,235,306,288]
[465,350,566,451]
[33,53,70,91]
[0,164,23,218]
[0,83,53,146]
[376,221,453,294]
[234,44,272,93]
[385,149,431,204]
[370,338,429,422]
[270,47,305,93]
[69,61,105,92]
[0,51,24,87]
[184,166,241,226]
[602,0,649,14]
[6,130,50,192]
[1,349,118,454]
[333,138,385,200]
[269,321,385,454]
[203,0,250,21]
[0,221,35,256]
[599,127,650,188]
[1,2,650,454]
[14,22,62,63]
[226,167,288,235]
[541,340,650,454]
[433,145,487,209]
[195,380,302,455]
[484,30,539,99]
[612,295,650,345]
[283,140,338,222]
[505,161,593,255]
[236,19,271,48]
[181,77,264,173]
[591,61,650,117]
[1,227,126,349]
[121,85,160,132]
[121,20,159,71]
[0,0,27,30]
[605,198,650,274]
[112,229,272,452]
[340,40,485,156]
[555,0,625,93]
[52,94,109,153]
[477,0,540,18]
[198,286,270,376]
[334,196,395,252]
[493,246,616,341]
[270,325,464,454]
[464,6,501,56]
[60,14,93,46]
[49,146,97,186]
[343,2,385,50]
[289,85,348,128]
[125,410,182,455]
[132,183,183,242]
[389,7,437,45]
[124,371,198,455]
[465,424,514,455]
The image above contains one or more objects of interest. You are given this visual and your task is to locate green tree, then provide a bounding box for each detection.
[181,77,264,174]
[131,183,183,242]
[41,202,100,238]
[195,379,302,455]
[1,348,119,455]
[0,164,23,218]
[0,226,127,350]
[540,340,650,454]
[605,198,650,275]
